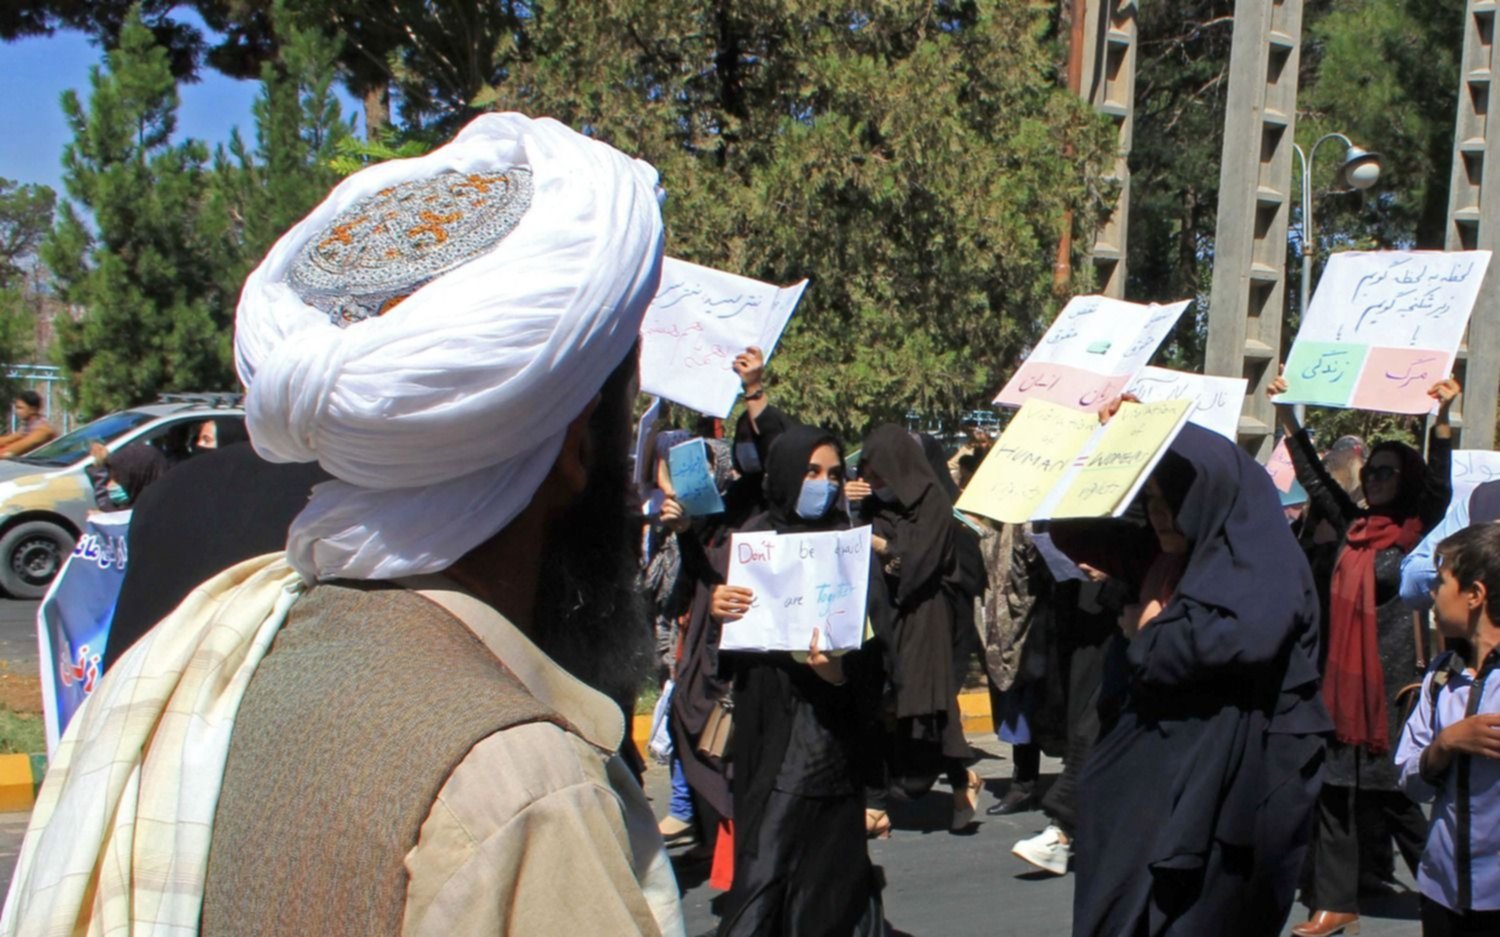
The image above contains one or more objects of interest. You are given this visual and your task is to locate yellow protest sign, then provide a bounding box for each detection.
[1049,398,1193,518]
[956,400,1100,523]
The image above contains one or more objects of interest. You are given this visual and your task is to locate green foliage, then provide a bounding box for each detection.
[43,6,233,417]
[43,4,346,418]
[486,1,1114,437]
[0,707,45,755]
[0,179,57,288]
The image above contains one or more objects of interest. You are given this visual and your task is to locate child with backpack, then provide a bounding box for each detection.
[1396,522,1500,936]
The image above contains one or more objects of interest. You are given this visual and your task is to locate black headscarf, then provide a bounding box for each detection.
[859,423,956,607]
[108,444,167,504]
[209,418,250,450]
[761,424,846,534]
[719,404,795,529]
[917,433,960,501]
[1052,424,1330,897]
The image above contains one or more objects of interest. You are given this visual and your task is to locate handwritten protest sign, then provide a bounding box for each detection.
[995,295,1191,410]
[1452,449,1500,505]
[956,399,1192,523]
[720,525,872,652]
[1265,437,1297,494]
[956,402,1100,523]
[1044,399,1194,519]
[639,257,809,418]
[1277,250,1492,414]
[1122,366,1247,441]
[667,437,725,516]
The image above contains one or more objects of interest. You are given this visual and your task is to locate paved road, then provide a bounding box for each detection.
[0,599,39,671]
[645,738,1422,937]
[0,709,1421,935]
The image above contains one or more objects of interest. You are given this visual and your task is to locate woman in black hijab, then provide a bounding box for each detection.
[710,424,887,937]
[1049,422,1331,937]
[856,424,980,827]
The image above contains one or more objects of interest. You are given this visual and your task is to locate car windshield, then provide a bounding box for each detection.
[16,411,156,467]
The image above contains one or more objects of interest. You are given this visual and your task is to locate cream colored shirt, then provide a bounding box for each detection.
[399,583,686,937]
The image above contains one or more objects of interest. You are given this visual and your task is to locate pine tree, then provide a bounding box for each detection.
[209,1,349,295]
[44,5,231,417]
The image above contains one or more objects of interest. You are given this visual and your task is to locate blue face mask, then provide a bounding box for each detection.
[795,478,837,520]
[873,486,897,504]
[105,482,130,506]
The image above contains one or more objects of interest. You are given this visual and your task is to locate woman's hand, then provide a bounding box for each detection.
[90,441,108,468]
[1078,563,1110,583]
[1096,393,1140,424]
[1265,368,1301,434]
[710,585,755,623]
[659,496,690,533]
[733,346,765,392]
[807,628,846,685]
[1429,378,1461,438]
[845,479,873,502]
[870,534,890,556]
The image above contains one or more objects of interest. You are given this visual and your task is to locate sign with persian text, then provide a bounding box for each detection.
[1277,250,1491,414]
[995,295,1191,411]
[1122,366,1247,441]
[639,257,808,418]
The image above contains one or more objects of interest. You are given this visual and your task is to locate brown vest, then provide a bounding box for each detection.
[201,581,564,936]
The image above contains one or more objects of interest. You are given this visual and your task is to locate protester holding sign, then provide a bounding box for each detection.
[1049,421,1329,937]
[1266,373,1457,937]
[852,425,983,832]
[708,424,889,936]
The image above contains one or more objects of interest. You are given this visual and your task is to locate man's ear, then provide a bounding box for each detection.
[1470,579,1488,614]
[549,394,601,499]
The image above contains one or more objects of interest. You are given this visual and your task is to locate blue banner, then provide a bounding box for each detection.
[38,511,131,752]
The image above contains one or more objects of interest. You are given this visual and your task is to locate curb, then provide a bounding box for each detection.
[630,688,995,752]
[0,753,44,812]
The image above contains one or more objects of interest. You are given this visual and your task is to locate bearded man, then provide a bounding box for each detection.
[3,114,683,937]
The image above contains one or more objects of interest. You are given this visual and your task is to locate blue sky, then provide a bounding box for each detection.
[0,26,358,198]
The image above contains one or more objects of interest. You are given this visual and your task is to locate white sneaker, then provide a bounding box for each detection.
[1012,825,1071,876]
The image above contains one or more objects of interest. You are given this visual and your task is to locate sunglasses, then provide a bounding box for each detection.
[1364,465,1400,482]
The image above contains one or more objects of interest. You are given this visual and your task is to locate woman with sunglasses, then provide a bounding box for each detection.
[1266,372,1459,937]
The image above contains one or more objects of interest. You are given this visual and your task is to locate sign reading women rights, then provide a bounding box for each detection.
[1277,250,1492,414]
[720,526,872,652]
[995,295,1191,411]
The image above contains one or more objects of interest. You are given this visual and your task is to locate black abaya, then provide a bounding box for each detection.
[1051,423,1332,937]
[715,425,887,937]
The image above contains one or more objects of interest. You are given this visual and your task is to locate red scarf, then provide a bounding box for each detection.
[1324,515,1423,753]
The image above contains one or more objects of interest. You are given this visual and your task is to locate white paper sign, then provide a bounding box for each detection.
[631,396,661,490]
[1277,250,1492,414]
[1122,366,1247,441]
[995,295,1192,410]
[1451,449,1500,505]
[720,525,872,652]
[639,257,809,418]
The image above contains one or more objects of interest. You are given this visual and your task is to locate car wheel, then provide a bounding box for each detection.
[0,520,76,599]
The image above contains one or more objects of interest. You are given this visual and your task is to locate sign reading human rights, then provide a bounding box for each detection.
[995,295,1191,411]
[958,398,1192,524]
[720,525,872,652]
[638,257,808,418]
[1276,250,1492,414]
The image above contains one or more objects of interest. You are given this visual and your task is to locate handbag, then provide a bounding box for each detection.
[697,693,734,762]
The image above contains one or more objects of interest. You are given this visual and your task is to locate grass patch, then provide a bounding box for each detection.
[635,683,661,717]
[0,707,44,755]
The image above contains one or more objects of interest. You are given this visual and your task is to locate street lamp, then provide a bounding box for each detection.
[1293,132,1382,328]
[1291,132,1382,423]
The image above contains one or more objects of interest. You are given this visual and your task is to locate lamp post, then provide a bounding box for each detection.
[1291,132,1382,423]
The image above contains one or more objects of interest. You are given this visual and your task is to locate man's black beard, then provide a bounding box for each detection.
[531,385,653,712]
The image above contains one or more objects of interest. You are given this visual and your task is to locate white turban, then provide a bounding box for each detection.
[234,113,665,581]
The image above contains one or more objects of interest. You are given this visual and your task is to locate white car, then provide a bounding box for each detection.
[0,396,246,598]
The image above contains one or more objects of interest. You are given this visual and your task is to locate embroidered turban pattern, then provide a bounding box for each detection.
[235,113,665,581]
